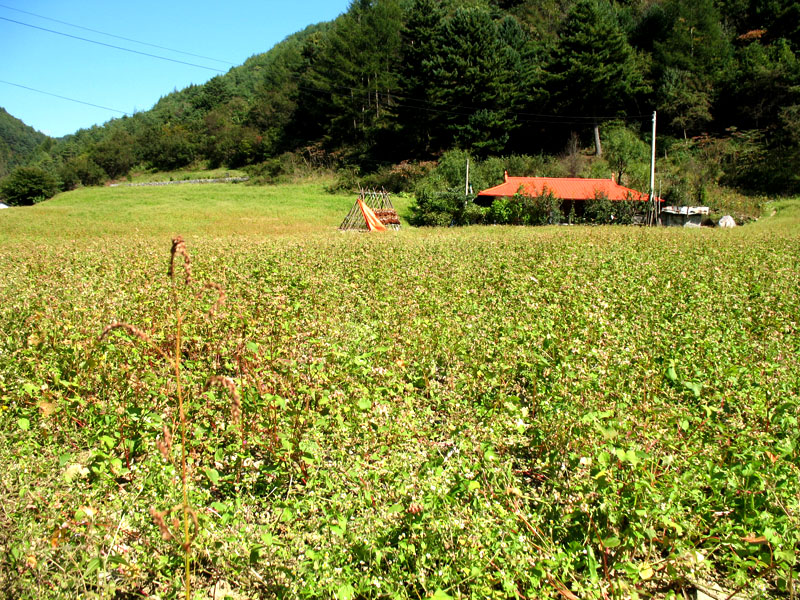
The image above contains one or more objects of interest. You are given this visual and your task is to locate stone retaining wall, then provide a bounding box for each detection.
[110,177,249,188]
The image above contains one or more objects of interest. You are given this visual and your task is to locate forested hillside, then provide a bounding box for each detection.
[0,108,49,179]
[2,0,799,205]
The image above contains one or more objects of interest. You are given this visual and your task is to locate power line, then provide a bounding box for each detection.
[0,10,647,127]
[288,77,650,126]
[0,79,129,115]
[0,3,235,66]
[0,16,226,73]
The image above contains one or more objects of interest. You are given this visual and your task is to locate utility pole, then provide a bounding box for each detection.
[465,159,470,197]
[649,111,657,225]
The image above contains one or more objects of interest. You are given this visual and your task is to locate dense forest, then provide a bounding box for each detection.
[2,0,800,206]
[0,108,48,179]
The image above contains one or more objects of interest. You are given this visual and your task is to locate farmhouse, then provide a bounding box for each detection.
[476,172,657,218]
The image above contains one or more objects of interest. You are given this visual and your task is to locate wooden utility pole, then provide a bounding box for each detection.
[649,111,657,225]
[594,120,603,157]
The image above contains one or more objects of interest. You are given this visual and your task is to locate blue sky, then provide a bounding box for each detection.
[0,1,351,137]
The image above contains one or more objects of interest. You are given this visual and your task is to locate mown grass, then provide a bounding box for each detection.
[0,178,414,240]
[0,183,798,599]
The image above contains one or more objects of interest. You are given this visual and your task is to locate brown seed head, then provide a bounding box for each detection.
[156,424,173,461]
[168,236,192,284]
[205,375,241,423]
[149,507,173,541]
[407,503,424,515]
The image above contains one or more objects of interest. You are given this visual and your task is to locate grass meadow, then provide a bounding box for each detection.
[1,180,798,599]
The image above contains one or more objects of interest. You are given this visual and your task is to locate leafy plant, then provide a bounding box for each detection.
[0,165,60,205]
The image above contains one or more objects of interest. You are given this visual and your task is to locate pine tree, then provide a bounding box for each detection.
[394,0,445,155]
[548,0,648,156]
[401,6,538,156]
[295,0,404,153]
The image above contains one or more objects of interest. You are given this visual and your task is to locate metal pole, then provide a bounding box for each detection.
[465,159,470,197]
[650,111,657,225]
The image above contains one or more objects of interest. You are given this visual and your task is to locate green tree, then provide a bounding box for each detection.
[90,130,136,179]
[0,107,49,178]
[402,6,539,156]
[296,0,404,153]
[653,0,732,77]
[0,165,60,205]
[719,39,800,130]
[548,0,649,156]
[394,0,445,155]
[61,154,107,187]
[659,67,713,138]
[140,124,197,170]
[602,122,650,187]
[651,0,732,137]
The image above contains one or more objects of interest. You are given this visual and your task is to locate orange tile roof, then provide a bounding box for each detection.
[478,176,657,202]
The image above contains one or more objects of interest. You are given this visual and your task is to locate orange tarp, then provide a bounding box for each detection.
[358,197,387,232]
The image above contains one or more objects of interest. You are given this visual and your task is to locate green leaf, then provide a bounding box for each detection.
[337,584,355,600]
[17,418,30,431]
[683,381,702,398]
[666,364,678,382]
[205,468,220,485]
[430,589,454,600]
[85,556,101,577]
[603,536,621,548]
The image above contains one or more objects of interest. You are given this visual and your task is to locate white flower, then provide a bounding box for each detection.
[64,463,89,482]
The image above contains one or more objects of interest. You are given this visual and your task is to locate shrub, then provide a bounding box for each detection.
[0,166,60,206]
[245,153,310,184]
[583,192,641,224]
[462,201,488,225]
[409,187,466,226]
[90,131,136,179]
[325,166,361,194]
[62,155,107,187]
[583,193,615,223]
[489,191,563,225]
[359,161,436,193]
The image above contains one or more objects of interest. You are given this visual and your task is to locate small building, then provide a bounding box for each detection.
[660,205,709,227]
[0,202,9,210]
[476,173,658,218]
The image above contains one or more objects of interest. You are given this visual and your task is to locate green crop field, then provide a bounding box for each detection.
[1,182,798,599]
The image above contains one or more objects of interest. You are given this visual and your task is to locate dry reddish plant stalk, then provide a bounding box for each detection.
[168,236,192,284]
[156,424,173,461]
[205,375,241,423]
[99,322,169,360]
[99,322,152,344]
[149,506,173,541]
